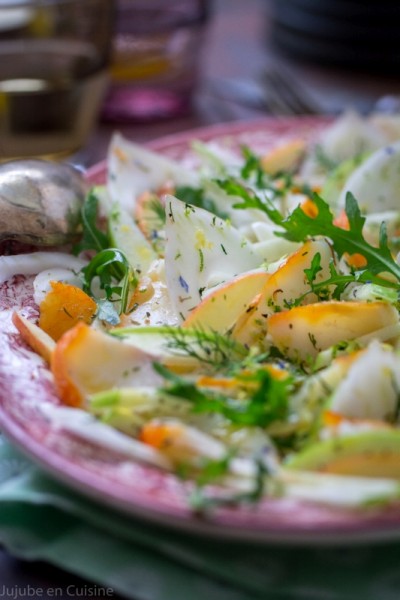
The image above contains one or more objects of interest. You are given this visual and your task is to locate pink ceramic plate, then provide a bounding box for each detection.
[1,116,400,544]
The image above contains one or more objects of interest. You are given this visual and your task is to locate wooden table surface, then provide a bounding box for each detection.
[2,0,400,595]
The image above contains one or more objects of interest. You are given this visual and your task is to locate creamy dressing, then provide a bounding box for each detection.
[0,252,87,285]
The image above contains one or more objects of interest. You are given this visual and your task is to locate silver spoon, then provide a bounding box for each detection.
[0,159,86,246]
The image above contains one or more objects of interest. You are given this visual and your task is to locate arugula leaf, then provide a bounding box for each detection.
[175,185,229,220]
[304,252,323,287]
[216,178,284,224]
[220,180,400,289]
[73,189,110,255]
[286,254,358,305]
[240,146,265,186]
[216,146,294,217]
[217,165,400,286]
[278,191,400,285]
[313,144,339,173]
[81,248,136,316]
[239,145,296,190]
[72,190,137,319]
[309,260,357,301]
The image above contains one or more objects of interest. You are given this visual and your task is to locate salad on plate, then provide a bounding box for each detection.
[3,111,400,535]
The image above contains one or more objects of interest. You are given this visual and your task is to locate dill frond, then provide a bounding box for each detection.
[164,326,247,372]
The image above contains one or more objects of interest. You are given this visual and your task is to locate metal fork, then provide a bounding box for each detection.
[206,65,321,116]
[261,65,321,115]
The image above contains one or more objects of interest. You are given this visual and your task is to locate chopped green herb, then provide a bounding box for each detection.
[155,363,292,429]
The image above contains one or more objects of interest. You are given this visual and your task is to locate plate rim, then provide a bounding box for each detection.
[3,404,400,547]
[86,115,333,183]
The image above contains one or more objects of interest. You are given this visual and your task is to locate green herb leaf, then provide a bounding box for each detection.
[235,368,291,427]
[73,189,110,255]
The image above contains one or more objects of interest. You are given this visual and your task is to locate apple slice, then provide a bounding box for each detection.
[232,238,334,346]
[12,312,55,363]
[183,270,269,333]
[268,300,399,362]
[51,322,162,407]
[260,139,306,175]
[286,429,400,479]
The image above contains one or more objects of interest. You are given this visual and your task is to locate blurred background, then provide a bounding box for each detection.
[2,0,400,165]
[86,0,400,164]
[268,0,400,75]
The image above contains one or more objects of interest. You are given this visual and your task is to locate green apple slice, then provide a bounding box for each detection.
[286,429,400,480]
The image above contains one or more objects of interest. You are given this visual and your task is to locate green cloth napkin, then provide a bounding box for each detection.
[0,437,400,600]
